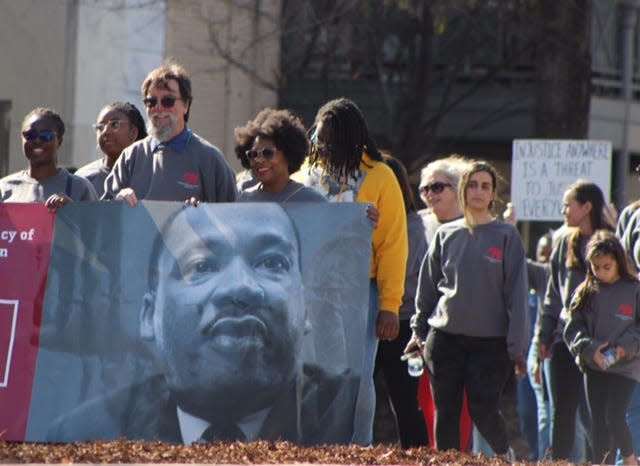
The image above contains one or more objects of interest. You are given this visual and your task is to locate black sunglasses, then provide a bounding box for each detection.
[143,96,181,109]
[22,129,57,142]
[246,148,277,162]
[420,181,452,194]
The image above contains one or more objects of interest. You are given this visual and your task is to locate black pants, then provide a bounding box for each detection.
[548,340,591,460]
[375,320,429,448]
[584,368,637,462]
[425,329,511,454]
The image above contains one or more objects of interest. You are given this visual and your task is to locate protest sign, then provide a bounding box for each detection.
[511,140,612,221]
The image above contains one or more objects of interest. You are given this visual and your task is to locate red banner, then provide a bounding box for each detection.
[0,204,54,440]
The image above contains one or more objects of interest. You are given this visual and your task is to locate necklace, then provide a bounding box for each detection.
[258,181,304,203]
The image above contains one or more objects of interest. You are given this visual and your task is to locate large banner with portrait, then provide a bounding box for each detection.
[1,202,372,445]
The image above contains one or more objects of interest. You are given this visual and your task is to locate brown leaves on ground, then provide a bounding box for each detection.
[0,440,579,465]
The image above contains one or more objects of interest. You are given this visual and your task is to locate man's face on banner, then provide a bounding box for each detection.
[141,204,305,416]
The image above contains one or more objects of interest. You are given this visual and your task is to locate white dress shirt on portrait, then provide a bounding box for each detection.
[177,405,271,444]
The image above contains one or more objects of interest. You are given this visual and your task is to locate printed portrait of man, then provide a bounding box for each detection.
[46,203,359,445]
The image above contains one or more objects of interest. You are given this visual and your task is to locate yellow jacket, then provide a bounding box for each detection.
[293,154,408,313]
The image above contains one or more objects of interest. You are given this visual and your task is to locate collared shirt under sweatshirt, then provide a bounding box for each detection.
[102,129,236,202]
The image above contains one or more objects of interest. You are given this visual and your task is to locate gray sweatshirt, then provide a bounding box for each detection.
[237,181,328,203]
[412,218,529,360]
[527,259,551,356]
[538,230,588,348]
[0,168,97,202]
[399,211,428,321]
[75,157,110,198]
[564,278,640,382]
[102,131,236,202]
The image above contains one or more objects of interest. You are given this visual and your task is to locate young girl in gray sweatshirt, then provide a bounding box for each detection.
[564,230,640,466]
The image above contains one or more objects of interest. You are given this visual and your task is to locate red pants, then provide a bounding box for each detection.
[419,372,472,451]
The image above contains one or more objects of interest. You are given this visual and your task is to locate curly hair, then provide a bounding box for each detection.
[101,102,147,140]
[234,108,309,174]
[308,98,382,183]
[141,59,192,122]
[22,107,65,138]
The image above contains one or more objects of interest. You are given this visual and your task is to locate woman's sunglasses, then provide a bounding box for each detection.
[246,148,277,162]
[420,181,452,194]
[21,129,57,142]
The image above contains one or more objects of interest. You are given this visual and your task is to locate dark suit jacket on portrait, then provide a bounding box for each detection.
[47,364,359,446]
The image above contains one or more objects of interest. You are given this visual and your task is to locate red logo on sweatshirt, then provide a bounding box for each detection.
[487,246,503,261]
[182,172,199,185]
[619,304,634,317]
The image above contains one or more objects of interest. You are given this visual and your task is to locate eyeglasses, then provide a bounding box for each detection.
[92,120,127,132]
[21,129,57,142]
[420,182,452,194]
[143,96,181,109]
[246,148,277,162]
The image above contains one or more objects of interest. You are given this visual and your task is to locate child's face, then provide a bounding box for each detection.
[590,253,620,285]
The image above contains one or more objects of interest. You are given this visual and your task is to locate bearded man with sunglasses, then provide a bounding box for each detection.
[103,61,236,205]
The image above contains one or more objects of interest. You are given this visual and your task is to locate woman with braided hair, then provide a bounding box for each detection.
[296,97,408,445]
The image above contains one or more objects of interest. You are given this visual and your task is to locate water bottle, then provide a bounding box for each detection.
[401,351,424,377]
[602,347,617,368]
[528,289,537,315]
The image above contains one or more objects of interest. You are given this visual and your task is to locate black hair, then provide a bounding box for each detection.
[570,230,638,313]
[382,152,416,213]
[104,102,147,140]
[234,108,309,174]
[22,107,65,138]
[308,98,382,183]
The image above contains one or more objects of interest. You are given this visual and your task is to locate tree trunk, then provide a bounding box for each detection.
[535,0,591,138]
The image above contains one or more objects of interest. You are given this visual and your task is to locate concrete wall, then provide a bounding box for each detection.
[0,0,279,176]
[71,0,166,170]
[165,0,280,171]
[589,96,640,203]
[0,0,77,175]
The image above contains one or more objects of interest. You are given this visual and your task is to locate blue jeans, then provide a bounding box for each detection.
[527,342,550,460]
[351,279,379,445]
[517,371,538,460]
[616,384,640,464]
[472,424,494,456]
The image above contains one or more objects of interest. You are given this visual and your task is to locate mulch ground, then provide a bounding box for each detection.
[0,440,579,464]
